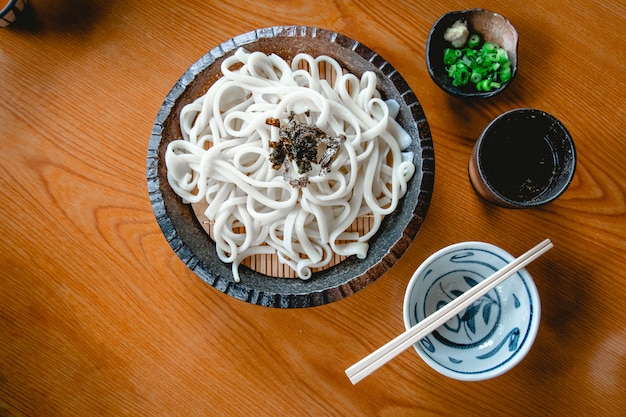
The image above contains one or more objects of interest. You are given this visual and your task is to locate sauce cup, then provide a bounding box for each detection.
[469,108,576,208]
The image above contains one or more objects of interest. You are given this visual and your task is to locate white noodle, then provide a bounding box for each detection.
[165,48,415,281]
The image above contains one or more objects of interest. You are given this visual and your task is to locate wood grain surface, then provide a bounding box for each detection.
[1,0,624,416]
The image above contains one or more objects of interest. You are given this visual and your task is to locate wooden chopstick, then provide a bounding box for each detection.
[345,238,553,385]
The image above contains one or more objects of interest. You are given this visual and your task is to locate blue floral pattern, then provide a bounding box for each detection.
[405,244,540,380]
[439,275,500,342]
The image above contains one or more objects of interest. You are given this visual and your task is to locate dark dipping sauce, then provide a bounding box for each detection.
[479,119,557,202]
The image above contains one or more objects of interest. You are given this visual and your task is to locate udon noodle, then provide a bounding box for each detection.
[165,47,415,281]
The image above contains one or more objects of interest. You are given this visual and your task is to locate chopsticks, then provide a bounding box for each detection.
[345,238,553,385]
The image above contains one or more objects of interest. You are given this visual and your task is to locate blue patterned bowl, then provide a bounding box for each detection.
[403,242,540,381]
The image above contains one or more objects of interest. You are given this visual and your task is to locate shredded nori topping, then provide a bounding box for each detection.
[266,112,345,188]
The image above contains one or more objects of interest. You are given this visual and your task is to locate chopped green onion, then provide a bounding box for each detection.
[482,42,496,52]
[468,34,480,48]
[451,62,470,86]
[496,49,508,63]
[477,79,492,92]
[464,48,477,59]
[442,31,512,92]
[459,69,469,84]
[473,66,488,77]
[500,67,512,82]
[443,48,458,65]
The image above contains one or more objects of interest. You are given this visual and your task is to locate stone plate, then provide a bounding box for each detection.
[146,26,434,308]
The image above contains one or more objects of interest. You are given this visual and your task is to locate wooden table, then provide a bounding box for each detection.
[1,1,624,415]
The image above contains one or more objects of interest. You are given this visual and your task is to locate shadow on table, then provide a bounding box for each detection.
[8,0,118,36]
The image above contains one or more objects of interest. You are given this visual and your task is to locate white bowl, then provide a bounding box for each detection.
[403,242,540,381]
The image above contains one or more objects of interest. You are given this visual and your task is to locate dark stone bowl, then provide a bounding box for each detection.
[426,9,519,98]
[146,26,434,308]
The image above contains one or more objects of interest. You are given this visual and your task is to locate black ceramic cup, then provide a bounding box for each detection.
[469,108,576,208]
[0,0,27,27]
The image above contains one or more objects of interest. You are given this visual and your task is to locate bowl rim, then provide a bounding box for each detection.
[146,25,435,308]
[403,241,541,380]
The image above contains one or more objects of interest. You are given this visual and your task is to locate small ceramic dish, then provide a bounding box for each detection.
[426,9,518,98]
[403,242,540,381]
